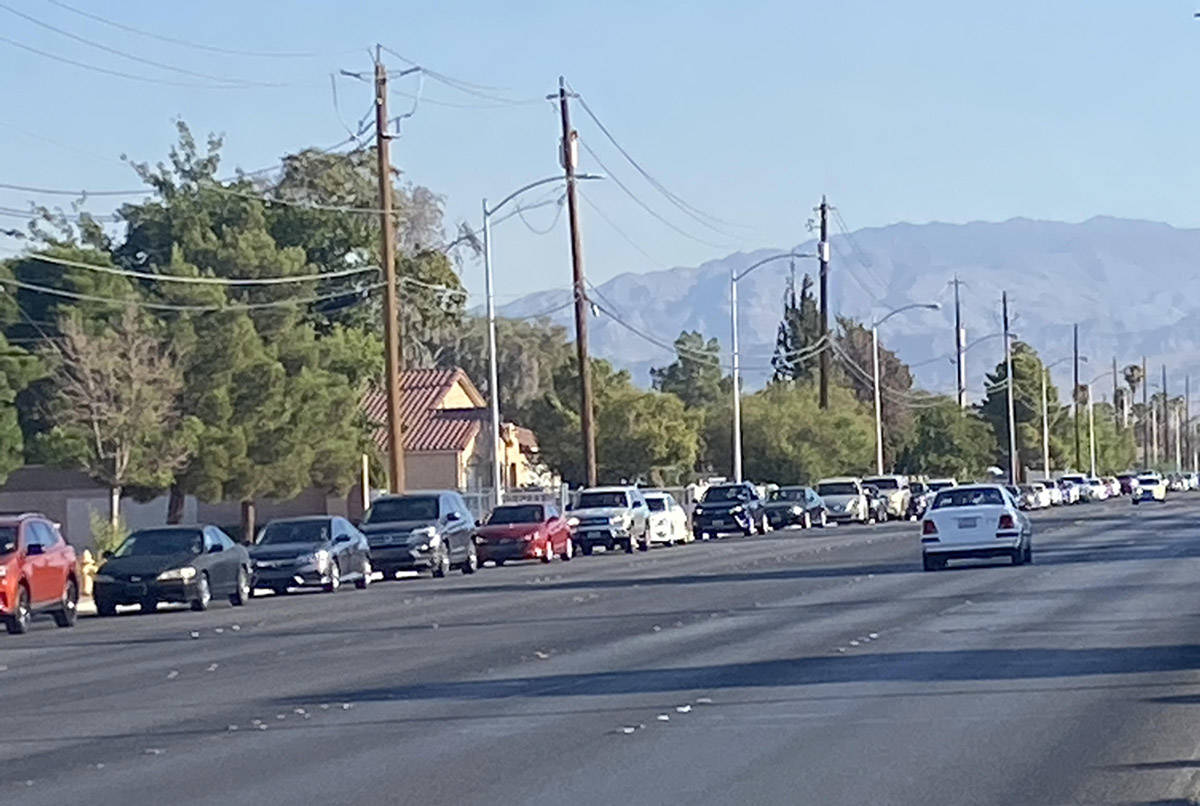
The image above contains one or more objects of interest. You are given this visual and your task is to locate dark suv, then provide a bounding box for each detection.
[692,482,767,539]
[360,491,478,578]
[0,512,79,634]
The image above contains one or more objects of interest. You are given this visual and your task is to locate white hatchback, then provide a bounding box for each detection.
[920,484,1032,571]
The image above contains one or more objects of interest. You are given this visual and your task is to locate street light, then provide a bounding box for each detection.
[1041,355,1085,480]
[870,303,941,474]
[482,173,603,508]
[729,251,816,482]
[1086,369,1114,478]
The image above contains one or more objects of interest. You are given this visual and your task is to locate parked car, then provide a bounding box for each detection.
[250,516,372,595]
[920,484,1032,570]
[815,477,871,524]
[1085,477,1110,501]
[1133,474,1167,503]
[1167,473,1187,492]
[763,486,827,529]
[1103,477,1121,497]
[862,485,891,523]
[862,475,910,520]
[1030,482,1053,509]
[1014,484,1039,510]
[642,491,691,546]
[0,512,79,634]
[1057,478,1082,505]
[474,502,573,564]
[1032,480,1063,506]
[1116,472,1140,495]
[926,478,958,493]
[360,491,478,578]
[570,486,650,553]
[1060,474,1090,501]
[1186,472,1200,491]
[93,526,251,615]
[906,481,933,520]
[691,482,768,539]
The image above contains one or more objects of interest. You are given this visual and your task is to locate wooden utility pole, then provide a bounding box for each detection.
[1112,356,1120,431]
[817,197,830,409]
[952,275,966,409]
[1003,292,1018,483]
[375,52,405,493]
[1162,364,1169,469]
[1142,355,1149,468]
[1073,324,1080,470]
[558,76,597,486]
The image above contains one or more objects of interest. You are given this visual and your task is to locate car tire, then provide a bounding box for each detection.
[579,543,592,556]
[624,539,634,554]
[230,566,250,606]
[139,597,158,614]
[5,584,31,634]
[1010,547,1025,566]
[323,560,342,593]
[190,573,211,611]
[494,558,507,566]
[271,585,289,596]
[431,545,450,578]
[1023,540,1033,564]
[52,577,79,628]
[96,598,117,617]
[542,541,554,563]
[462,543,478,575]
[922,554,944,572]
[638,538,650,552]
[561,539,573,561]
[355,558,372,589]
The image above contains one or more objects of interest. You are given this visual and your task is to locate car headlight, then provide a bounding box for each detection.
[730,505,744,514]
[567,516,579,527]
[790,505,803,515]
[0,565,7,579]
[413,526,438,542]
[156,566,197,582]
[92,573,114,583]
[521,533,535,542]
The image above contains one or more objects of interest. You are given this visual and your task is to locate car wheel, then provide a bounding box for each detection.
[190,573,211,611]
[271,585,289,596]
[431,545,450,578]
[355,557,372,589]
[323,560,342,593]
[1010,547,1025,566]
[52,577,79,628]
[580,543,592,556]
[5,584,31,634]
[560,539,573,562]
[624,539,634,554]
[922,554,943,572]
[494,558,507,566]
[802,511,812,529]
[542,540,554,563]
[96,598,117,617]
[1023,541,1033,564]
[638,537,650,552]
[463,543,478,575]
[230,566,250,606]
[819,511,828,528]
[139,597,158,614]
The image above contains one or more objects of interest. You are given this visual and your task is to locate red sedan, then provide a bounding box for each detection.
[474,503,573,565]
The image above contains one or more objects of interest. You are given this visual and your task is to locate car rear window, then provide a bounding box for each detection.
[1138,477,1159,485]
[644,498,666,512]
[0,525,15,555]
[932,488,1005,509]
[864,478,900,490]
[769,489,806,502]
[487,505,544,525]
[927,481,955,491]
[817,482,859,497]
[258,520,329,545]
[364,496,439,524]
[702,486,750,503]
[577,492,629,509]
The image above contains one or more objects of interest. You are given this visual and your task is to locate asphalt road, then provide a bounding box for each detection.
[5,497,1200,805]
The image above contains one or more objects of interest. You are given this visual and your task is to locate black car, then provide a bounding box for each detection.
[691,482,768,539]
[93,526,251,615]
[763,486,827,529]
[359,491,478,578]
[250,516,372,595]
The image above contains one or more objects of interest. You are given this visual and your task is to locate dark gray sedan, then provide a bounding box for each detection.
[250,516,372,595]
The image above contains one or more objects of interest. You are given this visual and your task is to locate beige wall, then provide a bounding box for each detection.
[404,452,461,491]
[439,380,479,410]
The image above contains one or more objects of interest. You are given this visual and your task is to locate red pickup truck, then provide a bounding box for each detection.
[0,512,79,634]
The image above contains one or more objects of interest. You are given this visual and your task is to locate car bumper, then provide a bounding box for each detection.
[252,565,332,588]
[574,528,631,547]
[827,511,865,523]
[765,511,804,528]
[369,545,436,571]
[94,579,201,605]
[477,542,546,562]
[922,537,1023,558]
[692,515,750,534]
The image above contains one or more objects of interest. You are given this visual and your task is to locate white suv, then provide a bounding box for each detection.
[569,487,650,554]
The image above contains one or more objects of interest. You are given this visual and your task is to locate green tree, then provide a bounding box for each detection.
[896,398,996,479]
[834,316,916,469]
[649,330,730,410]
[771,272,822,383]
[703,382,874,483]
[979,342,1067,476]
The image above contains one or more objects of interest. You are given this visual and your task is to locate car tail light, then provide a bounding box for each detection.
[921,520,937,535]
[998,514,1015,530]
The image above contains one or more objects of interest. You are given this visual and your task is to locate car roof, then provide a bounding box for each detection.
[862,474,903,480]
[935,484,1005,493]
[927,478,957,483]
[816,476,861,484]
[580,486,636,493]
[773,485,809,490]
[264,515,336,524]
[640,491,670,498]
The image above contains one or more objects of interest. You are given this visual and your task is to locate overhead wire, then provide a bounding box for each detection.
[578,189,662,267]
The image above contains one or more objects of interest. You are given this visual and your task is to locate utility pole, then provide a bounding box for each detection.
[558,76,597,487]
[1162,364,1169,472]
[952,275,966,408]
[1041,367,1050,480]
[1112,356,1119,431]
[1003,292,1018,483]
[375,52,405,493]
[1142,355,1149,469]
[1072,324,1080,471]
[818,196,830,409]
[1187,375,1192,472]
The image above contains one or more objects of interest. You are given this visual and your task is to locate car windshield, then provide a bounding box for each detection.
[577,492,629,509]
[817,482,859,497]
[0,525,15,555]
[487,505,544,525]
[928,481,955,491]
[703,486,750,503]
[114,529,202,557]
[769,489,807,502]
[911,483,928,495]
[932,488,1005,509]
[864,478,899,490]
[363,497,439,524]
[257,520,330,545]
[644,497,666,512]
[1138,477,1159,485]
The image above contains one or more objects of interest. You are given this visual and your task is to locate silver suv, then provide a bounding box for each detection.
[568,487,650,555]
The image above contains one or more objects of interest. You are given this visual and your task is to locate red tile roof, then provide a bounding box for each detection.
[361,368,487,453]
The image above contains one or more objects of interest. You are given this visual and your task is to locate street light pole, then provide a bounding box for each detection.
[1088,384,1097,477]
[729,251,815,482]
[871,302,941,475]
[1041,368,1050,480]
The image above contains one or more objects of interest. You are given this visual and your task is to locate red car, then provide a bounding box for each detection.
[0,512,80,634]
[474,503,573,565]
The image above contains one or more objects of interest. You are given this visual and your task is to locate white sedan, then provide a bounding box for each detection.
[642,491,691,546]
[1133,475,1167,504]
[920,484,1032,571]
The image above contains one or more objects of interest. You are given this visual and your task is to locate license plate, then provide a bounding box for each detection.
[127,583,147,596]
[957,517,977,529]
[714,519,728,526]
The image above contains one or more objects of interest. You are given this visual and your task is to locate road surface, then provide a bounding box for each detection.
[4,497,1200,805]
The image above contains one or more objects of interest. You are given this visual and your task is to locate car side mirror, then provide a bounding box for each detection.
[475,519,483,527]
[24,543,43,556]
[208,544,223,554]
[445,511,461,523]
[334,534,351,543]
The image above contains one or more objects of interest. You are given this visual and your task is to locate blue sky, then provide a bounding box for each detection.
[2,0,1199,305]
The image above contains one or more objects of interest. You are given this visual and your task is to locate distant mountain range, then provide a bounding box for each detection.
[496,216,1200,402]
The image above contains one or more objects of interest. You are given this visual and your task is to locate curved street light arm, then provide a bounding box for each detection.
[484,173,604,217]
[732,251,816,283]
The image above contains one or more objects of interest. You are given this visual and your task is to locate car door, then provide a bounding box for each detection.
[33,521,69,606]
[629,490,648,537]
[442,494,469,564]
[330,518,358,573]
[22,522,53,605]
[202,527,235,594]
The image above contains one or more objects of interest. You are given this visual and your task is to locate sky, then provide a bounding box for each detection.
[2,0,1200,310]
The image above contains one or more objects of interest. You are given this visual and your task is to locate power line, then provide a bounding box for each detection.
[0,3,286,87]
[578,189,662,267]
[378,46,544,106]
[46,0,329,58]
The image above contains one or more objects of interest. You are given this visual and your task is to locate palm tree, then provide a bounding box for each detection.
[1123,364,1144,428]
